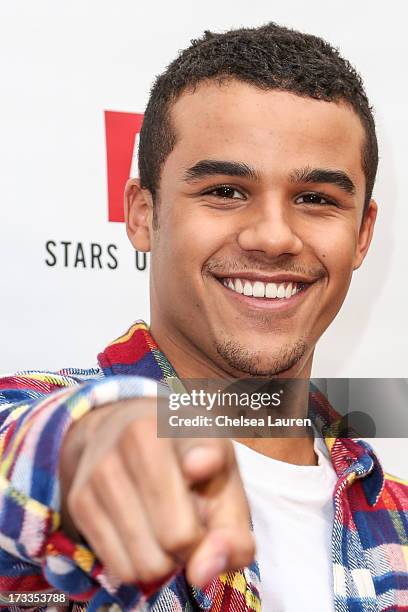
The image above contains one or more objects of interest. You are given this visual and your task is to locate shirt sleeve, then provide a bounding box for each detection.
[0,371,168,609]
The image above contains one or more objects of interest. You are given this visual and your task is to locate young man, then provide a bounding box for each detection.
[1,22,407,612]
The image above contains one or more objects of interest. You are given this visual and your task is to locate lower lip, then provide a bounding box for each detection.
[215,279,315,311]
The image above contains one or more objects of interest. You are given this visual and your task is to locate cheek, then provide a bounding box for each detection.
[168,205,229,264]
[316,225,358,299]
[308,220,357,268]
[152,204,227,294]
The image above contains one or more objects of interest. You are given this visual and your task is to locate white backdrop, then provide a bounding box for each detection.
[0,0,406,476]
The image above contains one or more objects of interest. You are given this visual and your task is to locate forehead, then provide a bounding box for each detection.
[167,80,366,186]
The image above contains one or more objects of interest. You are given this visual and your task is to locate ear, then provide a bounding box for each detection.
[353,199,378,270]
[124,178,153,252]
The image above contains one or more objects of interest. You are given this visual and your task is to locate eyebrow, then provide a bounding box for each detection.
[183,159,356,196]
[183,159,260,183]
[290,166,356,196]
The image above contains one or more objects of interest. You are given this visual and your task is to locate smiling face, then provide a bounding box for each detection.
[126,81,377,378]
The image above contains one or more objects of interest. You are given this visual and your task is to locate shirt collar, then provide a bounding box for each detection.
[98,320,384,506]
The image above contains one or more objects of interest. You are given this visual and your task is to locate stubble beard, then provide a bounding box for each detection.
[215,337,308,377]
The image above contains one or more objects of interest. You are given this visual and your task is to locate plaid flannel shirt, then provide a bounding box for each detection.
[0,321,407,612]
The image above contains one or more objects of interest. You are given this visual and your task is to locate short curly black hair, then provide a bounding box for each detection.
[138,22,378,216]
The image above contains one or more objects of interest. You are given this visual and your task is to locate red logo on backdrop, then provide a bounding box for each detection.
[105,111,144,222]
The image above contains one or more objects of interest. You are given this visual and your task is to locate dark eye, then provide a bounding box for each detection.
[295,193,336,206]
[204,185,246,200]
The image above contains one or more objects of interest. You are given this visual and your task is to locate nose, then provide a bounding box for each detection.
[236,198,303,258]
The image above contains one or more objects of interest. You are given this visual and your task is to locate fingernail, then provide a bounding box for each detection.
[194,554,227,586]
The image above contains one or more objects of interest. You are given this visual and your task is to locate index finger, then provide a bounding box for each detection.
[184,449,255,587]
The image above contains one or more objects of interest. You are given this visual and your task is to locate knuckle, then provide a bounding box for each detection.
[103,556,136,584]
[84,538,136,583]
[67,488,91,521]
[137,555,174,583]
[120,423,171,473]
[115,566,138,584]
[91,453,119,485]
[123,418,143,441]
[132,414,156,437]
[159,523,199,557]
[121,417,154,451]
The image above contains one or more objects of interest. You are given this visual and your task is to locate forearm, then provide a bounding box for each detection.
[0,374,158,592]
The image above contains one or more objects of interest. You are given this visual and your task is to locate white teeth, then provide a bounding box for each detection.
[277,283,286,298]
[235,278,243,293]
[253,281,265,298]
[222,277,302,300]
[265,282,278,298]
[243,281,253,296]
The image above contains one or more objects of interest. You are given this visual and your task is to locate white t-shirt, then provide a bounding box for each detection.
[233,435,337,612]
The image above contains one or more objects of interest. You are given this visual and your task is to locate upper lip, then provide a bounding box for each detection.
[212,272,318,284]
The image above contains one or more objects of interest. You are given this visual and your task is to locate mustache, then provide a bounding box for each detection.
[203,257,326,280]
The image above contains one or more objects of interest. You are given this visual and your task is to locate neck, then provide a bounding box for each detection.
[149,316,317,466]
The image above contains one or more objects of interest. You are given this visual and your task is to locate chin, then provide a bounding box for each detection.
[214,336,308,378]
